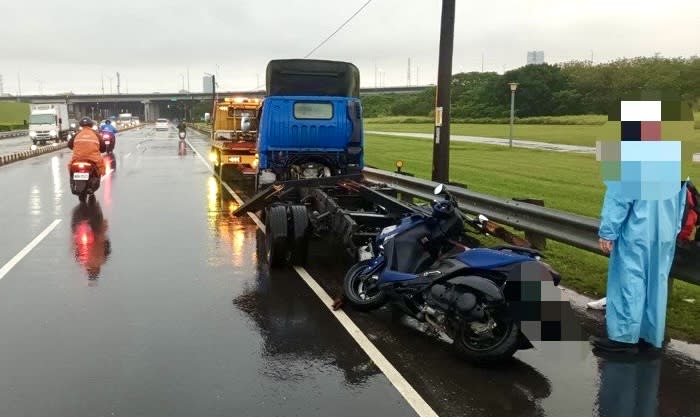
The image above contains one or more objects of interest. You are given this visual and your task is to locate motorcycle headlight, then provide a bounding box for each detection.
[70,123,76,128]
[29,131,37,137]
[49,130,57,137]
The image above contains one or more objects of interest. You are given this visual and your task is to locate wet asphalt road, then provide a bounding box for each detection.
[0,127,416,417]
[0,126,698,417]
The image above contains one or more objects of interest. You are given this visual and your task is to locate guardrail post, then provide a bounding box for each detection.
[513,198,547,250]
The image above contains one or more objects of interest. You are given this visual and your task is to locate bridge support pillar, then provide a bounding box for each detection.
[142,101,152,122]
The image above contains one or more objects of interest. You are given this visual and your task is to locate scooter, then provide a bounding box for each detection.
[342,184,563,364]
[100,131,116,154]
[69,160,101,203]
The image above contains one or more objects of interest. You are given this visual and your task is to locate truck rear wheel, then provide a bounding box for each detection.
[289,205,309,266]
[265,205,290,268]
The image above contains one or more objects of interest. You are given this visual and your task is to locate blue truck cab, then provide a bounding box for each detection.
[256,59,363,189]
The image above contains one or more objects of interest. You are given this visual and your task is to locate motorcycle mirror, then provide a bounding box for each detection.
[434,184,444,196]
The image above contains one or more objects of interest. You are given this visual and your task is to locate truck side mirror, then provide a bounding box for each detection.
[59,118,62,124]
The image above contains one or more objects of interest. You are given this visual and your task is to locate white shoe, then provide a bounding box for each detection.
[587,297,606,310]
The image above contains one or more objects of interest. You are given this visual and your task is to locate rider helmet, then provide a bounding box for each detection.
[79,117,93,127]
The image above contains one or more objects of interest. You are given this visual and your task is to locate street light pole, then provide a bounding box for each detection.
[508,82,518,148]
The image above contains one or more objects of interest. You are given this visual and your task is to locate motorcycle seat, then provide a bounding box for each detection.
[456,248,533,269]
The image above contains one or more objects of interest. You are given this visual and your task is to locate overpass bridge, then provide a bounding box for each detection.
[0,85,431,122]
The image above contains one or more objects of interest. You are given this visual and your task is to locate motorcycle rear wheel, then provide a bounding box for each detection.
[343,260,386,311]
[453,314,520,363]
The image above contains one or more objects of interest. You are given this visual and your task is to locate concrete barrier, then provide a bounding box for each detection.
[0,130,29,140]
[0,125,142,168]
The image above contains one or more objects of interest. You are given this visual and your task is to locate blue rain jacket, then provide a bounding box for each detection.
[100,124,117,134]
[598,181,687,347]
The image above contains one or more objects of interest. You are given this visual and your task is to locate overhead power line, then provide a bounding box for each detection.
[304,0,373,58]
[251,0,373,90]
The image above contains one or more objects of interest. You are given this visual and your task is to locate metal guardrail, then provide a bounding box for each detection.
[362,167,699,286]
[0,130,28,139]
[184,125,698,285]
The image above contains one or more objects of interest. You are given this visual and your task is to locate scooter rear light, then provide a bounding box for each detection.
[71,162,92,172]
[102,134,110,139]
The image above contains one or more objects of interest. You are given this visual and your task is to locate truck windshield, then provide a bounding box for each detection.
[29,114,56,124]
[293,102,333,120]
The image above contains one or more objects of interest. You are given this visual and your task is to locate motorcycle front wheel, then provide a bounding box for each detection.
[453,313,520,363]
[343,260,386,311]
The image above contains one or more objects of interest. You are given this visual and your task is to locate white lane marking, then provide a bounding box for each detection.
[0,219,62,282]
[125,152,132,159]
[189,137,439,417]
[186,138,214,174]
[293,266,439,417]
[185,138,244,206]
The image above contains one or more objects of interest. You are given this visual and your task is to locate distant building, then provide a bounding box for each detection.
[203,75,214,93]
[527,51,545,65]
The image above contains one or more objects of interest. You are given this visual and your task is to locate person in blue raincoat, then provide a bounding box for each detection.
[590,100,688,354]
[100,119,118,134]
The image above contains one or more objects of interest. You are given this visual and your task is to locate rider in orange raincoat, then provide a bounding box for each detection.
[68,117,106,176]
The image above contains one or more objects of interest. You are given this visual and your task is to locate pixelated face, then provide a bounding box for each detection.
[597,100,691,200]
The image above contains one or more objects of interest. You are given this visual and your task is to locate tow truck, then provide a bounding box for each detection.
[209,96,262,176]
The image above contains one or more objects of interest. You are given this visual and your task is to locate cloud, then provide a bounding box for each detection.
[1,0,698,94]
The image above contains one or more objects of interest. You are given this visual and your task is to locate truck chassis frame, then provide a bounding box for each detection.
[234,175,427,267]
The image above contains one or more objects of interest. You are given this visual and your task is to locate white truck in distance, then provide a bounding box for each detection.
[118,113,133,127]
[28,103,70,145]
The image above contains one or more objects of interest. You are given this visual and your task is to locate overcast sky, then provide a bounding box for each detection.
[1,0,698,95]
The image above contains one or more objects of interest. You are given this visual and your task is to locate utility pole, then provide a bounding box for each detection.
[481,53,484,72]
[431,0,456,183]
[116,72,121,94]
[407,58,411,86]
[17,73,21,97]
[187,66,190,92]
[101,71,105,94]
[508,83,518,148]
[374,62,377,88]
